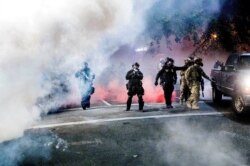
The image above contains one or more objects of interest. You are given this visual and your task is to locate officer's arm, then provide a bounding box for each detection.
[184,67,191,83]
[155,69,163,83]
[174,70,177,84]
[174,65,187,71]
[200,68,210,80]
[126,70,133,80]
[138,71,143,80]
[75,70,81,78]
[89,70,95,80]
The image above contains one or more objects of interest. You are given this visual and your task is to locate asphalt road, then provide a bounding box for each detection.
[1,98,250,166]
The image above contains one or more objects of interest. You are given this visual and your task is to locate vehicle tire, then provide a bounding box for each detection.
[212,87,222,103]
[233,95,247,115]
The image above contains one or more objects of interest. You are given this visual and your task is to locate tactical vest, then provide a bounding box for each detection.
[160,67,176,85]
[190,65,201,81]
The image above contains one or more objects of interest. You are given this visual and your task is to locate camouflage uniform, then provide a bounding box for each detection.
[185,60,210,110]
[126,63,144,111]
[179,70,189,103]
[179,58,193,104]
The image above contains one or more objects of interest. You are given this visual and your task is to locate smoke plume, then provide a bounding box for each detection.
[0,0,226,143]
[157,119,247,166]
[0,0,152,142]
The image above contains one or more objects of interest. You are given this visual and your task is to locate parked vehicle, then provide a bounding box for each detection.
[211,53,250,114]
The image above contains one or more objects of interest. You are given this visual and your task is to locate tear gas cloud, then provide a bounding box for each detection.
[0,0,234,164]
[0,0,224,142]
[0,0,153,142]
[97,0,226,103]
[156,119,247,166]
[0,131,68,165]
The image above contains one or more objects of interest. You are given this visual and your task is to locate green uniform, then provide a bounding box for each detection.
[179,70,189,103]
[185,64,210,109]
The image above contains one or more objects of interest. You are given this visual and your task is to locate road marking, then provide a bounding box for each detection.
[67,103,166,111]
[69,139,103,146]
[31,111,231,129]
[100,100,112,106]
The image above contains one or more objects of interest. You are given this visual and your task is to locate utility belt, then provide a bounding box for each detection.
[126,81,142,90]
[160,81,174,86]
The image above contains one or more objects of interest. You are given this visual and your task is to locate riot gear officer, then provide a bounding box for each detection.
[179,57,193,104]
[155,58,177,108]
[126,62,144,111]
[185,57,211,110]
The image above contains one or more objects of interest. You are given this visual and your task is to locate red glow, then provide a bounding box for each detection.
[156,94,164,102]
[92,76,178,104]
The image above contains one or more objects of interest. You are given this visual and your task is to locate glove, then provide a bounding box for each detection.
[154,81,158,86]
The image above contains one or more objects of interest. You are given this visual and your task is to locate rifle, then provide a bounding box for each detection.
[201,78,204,97]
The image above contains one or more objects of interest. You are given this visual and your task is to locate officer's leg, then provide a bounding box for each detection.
[81,95,88,110]
[179,82,185,104]
[167,85,174,108]
[163,87,168,106]
[126,95,133,111]
[138,86,144,111]
[191,82,200,110]
[126,87,134,111]
[164,85,174,108]
[86,95,91,108]
[183,85,189,102]
[186,85,193,109]
[138,95,144,111]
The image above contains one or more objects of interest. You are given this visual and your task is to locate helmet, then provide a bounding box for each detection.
[166,57,174,64]
[83,61,89,67]
[194,57,203,66]
[132,62,140,67]
[194,57,202,63]
[165,57,174,67]
[187,56,194,62]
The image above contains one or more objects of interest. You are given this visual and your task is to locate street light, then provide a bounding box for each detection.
[211,33,218,40]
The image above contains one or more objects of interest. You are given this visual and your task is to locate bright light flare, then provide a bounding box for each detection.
[242,77,250,92]
[135,47,148,52]
[211,33,218,40]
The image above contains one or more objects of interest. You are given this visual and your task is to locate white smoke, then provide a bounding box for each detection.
[0,0,226,144]
[157,119,247,166]
[0,0,153,142]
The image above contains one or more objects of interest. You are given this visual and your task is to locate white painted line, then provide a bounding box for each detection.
[31,111,231,129]
[67,103,166,111]
[101,100,112,106]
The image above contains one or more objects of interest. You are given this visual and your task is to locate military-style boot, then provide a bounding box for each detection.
[139,97,144,111]
[191,100,199,110]
[192,105,199,110]
[139,102,144,111]
[126,103,131,111]
[186,101,192,109]
[168,105,173,108]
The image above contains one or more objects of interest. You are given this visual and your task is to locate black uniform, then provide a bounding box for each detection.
[126,69,144,111]
[155,64,177,108]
